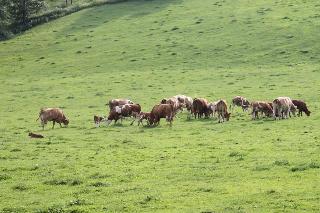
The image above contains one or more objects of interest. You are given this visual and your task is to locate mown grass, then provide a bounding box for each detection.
[0,0,320,212]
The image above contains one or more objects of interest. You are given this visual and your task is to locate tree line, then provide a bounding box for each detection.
[0,0,78,39]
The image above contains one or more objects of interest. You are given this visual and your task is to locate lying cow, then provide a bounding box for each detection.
[37,108,69,130]
[105,104,141,126]
[192,98,210,118]
[149,104,174,126]
[216,100,231,123]
[251,101,273,119]
[230,96,250,111]
[292,100,311,116]
[94,115,106,127]
[106,99,134,111]
[273,97,296,120]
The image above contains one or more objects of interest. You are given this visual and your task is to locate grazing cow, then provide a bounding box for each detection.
[106,99,134,111]
[251,101,273,119]
[192,98,209,118]
[161,97,183,115]
[106,104,141,126]
[292,100,311,116]
[149,104,174,126]
[216,100,231,123]
[272,97,296,119]
[230,96,250,111]
[28,132,44,138]
[94,115,106,127]
[37,108,69,130]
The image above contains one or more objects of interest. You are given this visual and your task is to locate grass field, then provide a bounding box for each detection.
[0,0,320,212]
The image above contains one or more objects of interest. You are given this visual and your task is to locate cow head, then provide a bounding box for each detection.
[63,118,69,126]
[225,112,231,121]
[306,110,311,116]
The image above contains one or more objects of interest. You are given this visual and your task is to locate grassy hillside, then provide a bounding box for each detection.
[0,0,320,212]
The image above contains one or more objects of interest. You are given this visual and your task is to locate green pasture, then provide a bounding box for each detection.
[0,0,319,212]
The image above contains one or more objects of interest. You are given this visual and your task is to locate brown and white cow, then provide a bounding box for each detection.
[149,104,174,126]
[230,96,250,111]
[94,115,106,127]
[106,104,141,126]
[208,101,218,117]
[272,97,296,119]
[292,100,311,116]
[37,108,69,130]
[251,101,273,120]
[161,97,183,115]
[192,98,210,118]
[216,100,231,123]
[106,99,134,111]
[173,95,193,111]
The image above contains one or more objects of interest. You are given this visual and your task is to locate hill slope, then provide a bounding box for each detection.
[0,0,319,212]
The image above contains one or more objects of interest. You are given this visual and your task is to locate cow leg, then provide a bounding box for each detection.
[41,119,45,130]
[52,121,55,129]
[105,120,112,126]
[59,122,62,128]
[130,118,135,126]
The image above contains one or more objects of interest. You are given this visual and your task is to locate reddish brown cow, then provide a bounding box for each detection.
[106,99,134,111]
[230,96,250,111]
[216,100,231,123]
[292,100,311,116]
[251,101,273,119]
[149,104,174,126]
[192,98,209,118]
[37,108,69,130]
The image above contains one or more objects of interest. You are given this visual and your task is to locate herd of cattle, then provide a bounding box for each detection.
[36,95,311,130]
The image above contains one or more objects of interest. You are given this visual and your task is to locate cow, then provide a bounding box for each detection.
[192,98,209,118]
[149,104,174,126]
[94,115,106,127]
[250,101,273,119]
[216,100,231,123]
[161,97,183,115]
[105,104,141,126]
[272,97,297,120]
[173,95,193,111]
[230,96,250,111]
[130,112,151,126]
[208,101,218,117]
[106,99,134,111]
[292,100,311,116]
[36,108,69,130]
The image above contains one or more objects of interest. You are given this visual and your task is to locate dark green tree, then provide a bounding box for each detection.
[8,0,45,25]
